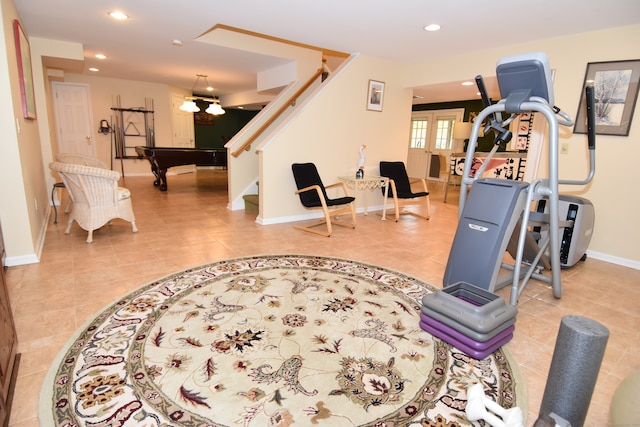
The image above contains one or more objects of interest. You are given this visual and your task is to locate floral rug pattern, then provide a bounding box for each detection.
[41,255,524,426]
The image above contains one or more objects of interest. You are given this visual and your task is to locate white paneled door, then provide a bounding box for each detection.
[52,82,96,157]
[172,94,195,149]
[171,94,196,174]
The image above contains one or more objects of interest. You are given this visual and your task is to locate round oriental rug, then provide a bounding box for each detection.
[40,255,526,427]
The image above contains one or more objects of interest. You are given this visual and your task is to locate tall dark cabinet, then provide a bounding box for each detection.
[0,221,18,426]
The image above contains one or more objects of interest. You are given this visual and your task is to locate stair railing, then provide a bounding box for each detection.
[231,68,324,158]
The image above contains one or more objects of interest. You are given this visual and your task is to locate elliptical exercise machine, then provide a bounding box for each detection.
[443,52,597,305]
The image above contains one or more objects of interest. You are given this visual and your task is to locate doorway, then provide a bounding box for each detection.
[51,82,96,157]
[171,93,196,174]
[406,108,463,179]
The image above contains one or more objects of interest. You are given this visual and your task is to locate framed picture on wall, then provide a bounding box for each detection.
[574,59,640,136]
[366,80,385,111]
[194,111,215,126]
[13,20,36,119]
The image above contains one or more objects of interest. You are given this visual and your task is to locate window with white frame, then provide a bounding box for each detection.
[410,119,428,149]
[434,118,456,150]
[409,109,463,153]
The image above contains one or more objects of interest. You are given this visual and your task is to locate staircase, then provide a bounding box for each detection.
[243,194,259,214]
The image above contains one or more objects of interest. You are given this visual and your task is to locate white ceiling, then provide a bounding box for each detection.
[15,0,640,105]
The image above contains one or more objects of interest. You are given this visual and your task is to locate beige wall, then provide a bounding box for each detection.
[404,24,640,266]
[257,54,412,222]
[1,0,638,269]
[1,0,47,264]
[57,73,181,176]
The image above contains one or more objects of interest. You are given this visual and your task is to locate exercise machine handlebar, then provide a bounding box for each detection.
[587,85,596,151]
[559,85,596,186]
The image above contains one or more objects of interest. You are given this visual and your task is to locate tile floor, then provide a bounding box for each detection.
[5,168,640,426]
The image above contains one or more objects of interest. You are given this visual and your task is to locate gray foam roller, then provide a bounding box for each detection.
[539,315,609,427]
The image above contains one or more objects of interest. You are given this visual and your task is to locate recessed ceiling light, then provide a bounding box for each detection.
[423,24,441,32]
[88,67,99,72]
[108,11,128,20]
[461,81,474,86]
[95,54,107,59]
[171,39,183,47]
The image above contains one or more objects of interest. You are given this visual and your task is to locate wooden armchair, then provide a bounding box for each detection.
[49,162,137,243]
[291,163,356,237]
[379,161,431,221]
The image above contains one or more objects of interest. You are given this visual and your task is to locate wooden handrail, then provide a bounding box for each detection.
[232,68,324,157]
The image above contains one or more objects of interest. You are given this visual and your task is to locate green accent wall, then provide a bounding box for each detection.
[412,99,508,152]
[193,99,259,149]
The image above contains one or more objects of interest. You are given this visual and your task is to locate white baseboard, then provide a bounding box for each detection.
[586,250,640,270]
[5,254,40,266]
[257,205,385,226]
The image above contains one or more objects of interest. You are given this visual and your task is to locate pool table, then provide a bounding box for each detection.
[135,146,227,191]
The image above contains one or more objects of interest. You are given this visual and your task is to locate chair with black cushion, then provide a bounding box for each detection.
[379,161,431,221]
[291,163,356,237]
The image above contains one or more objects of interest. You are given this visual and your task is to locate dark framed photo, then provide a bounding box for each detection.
[194,110,215,126]
[366,80,385,111]
[574,59,640,136]
[13,19,36,119]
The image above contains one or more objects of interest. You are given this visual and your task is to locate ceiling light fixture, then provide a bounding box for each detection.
[180,100,200,113]
[88,67,99,72]
[179,74,225,115]
[95,53,107,59]
[205,99,225,115]
[423,24,441,32]
[461,81,474,86]
[108,11,129,20]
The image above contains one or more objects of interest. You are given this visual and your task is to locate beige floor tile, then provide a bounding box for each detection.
[5,169,640,426]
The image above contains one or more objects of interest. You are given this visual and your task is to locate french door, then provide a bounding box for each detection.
[406,109,463,179]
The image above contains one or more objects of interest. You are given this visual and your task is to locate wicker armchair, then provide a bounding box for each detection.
[55,152,108,168]
[49,162,137,243]
[52,153,108,218]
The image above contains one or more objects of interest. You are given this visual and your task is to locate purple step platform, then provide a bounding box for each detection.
[420,313,515,349]
[421,282,517,334]
[421,305,516,342]
[419,314,514,359]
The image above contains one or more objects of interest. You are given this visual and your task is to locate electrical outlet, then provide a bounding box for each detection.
[560,143,569,154]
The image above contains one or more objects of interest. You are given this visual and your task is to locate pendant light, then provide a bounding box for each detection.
[179,74,225,115]
[205,98,225,115]
[179,100,200,113]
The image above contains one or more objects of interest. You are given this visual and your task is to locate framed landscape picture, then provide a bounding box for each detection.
[574,59,640,136]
